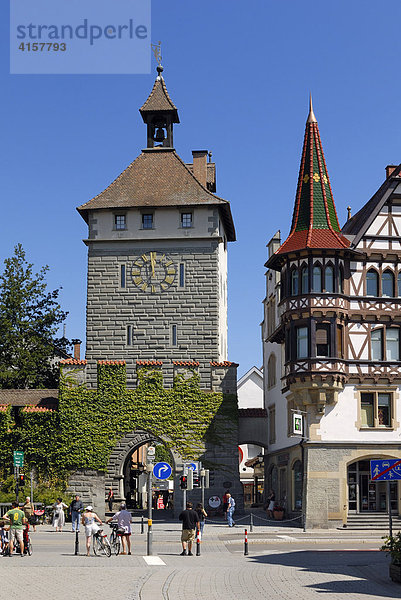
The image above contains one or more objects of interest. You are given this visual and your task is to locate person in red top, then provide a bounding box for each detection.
[107,487,114,512]
[222,490,229,520]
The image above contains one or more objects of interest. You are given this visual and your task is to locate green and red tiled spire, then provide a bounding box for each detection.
[276,97,350,255]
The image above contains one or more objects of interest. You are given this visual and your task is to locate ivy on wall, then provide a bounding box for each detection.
[0,364,238,482]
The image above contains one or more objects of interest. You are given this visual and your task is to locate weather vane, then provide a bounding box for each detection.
[151,41,162,65]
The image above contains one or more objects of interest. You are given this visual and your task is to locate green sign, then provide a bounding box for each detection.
[13,450,24,467]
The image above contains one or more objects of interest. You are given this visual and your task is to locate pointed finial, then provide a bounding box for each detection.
[307,93,317,124]
[347,206,352,221]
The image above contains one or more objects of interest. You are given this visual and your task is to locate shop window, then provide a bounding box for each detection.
[382,270,394,297]
[316,324,330,357]
[312,265,322,293]
[296,326,308,358]
[324,265,334,293]
[301,266,309,294]
[366,269,379,296]
[291,269,299,296]
[360,391,393,428]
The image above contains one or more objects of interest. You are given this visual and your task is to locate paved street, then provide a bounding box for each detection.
[2,517,400,600]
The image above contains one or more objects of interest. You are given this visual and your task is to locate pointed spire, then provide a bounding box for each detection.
[276,98,350,255]
[307,93,317,123]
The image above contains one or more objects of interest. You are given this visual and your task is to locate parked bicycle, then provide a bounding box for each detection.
[109,521,125,555]
[93,528,111,557]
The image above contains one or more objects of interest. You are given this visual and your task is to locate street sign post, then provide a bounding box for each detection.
[153,462,172,480]
[370,459,401,537]
[13,450,24,467]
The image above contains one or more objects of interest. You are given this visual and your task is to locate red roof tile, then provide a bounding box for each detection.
[136,360,163,366]
[172,361,200,367]
[210,361,238,367]
[60,359,87,365]
[97,360,126,365]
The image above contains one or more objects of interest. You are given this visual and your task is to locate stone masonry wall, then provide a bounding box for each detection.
[67,469,106,519]
[85,242,221,388]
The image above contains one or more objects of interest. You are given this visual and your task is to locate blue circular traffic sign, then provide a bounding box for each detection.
[153,462,172,480]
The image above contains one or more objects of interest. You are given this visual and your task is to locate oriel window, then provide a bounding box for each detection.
[312,266,322,293]
[291,269,299,296]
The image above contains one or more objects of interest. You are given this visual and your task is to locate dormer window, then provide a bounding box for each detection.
[181,212,192,228]
[114,214,126,230]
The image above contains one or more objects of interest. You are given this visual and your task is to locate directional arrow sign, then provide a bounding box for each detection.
[153,462,172,480]
[370,459,401,481]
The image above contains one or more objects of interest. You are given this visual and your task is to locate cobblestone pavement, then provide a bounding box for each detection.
[1,520,400,600]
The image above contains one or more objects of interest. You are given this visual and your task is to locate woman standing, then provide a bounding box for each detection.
[52,497,68,532]
[82,506,102,556]
[107,487,114,512]
[266,489,275,519]
[195,503,207,537]
[23,496,36,532]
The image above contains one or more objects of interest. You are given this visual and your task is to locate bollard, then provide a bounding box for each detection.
[244,528,249,556]
[196,526,201,556]
[74,529,79,555]
[141,516,144,534]
[250,513,254,533]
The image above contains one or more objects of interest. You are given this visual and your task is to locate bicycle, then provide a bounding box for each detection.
[93,528,111,557]
[109,522,124,555]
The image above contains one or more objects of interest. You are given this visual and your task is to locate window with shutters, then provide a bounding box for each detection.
[316,324,330,357]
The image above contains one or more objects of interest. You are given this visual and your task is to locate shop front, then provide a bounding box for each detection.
[347,459,398,513]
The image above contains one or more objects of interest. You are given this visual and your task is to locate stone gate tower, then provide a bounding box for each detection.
[77,65,236,388]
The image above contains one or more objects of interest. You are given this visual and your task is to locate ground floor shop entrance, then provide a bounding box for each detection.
[347,460,397,513]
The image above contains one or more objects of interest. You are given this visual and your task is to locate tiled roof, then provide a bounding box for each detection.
[210,361,238,367]
[172,361,200,367]
[275,100,350,256]
[139,76,179,122]
[22,406,54,413]
[60,359,87,365]
[0,390,58,408]
[77,148,235,242]
[238,408,267,418]
[97,360,126,365]
[136,360,163,366]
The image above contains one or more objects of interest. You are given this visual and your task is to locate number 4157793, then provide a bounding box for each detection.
[19,42,66,51]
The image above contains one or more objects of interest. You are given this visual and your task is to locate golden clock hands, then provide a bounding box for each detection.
[150,252,156,277]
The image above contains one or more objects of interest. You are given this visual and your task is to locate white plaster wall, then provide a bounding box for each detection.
[318,384,401,442]
[366,214,387,236]
[238,369,263,409]
[90,206,217,240]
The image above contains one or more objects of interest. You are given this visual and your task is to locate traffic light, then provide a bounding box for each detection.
[187,469,193,491]
[204,469,210,488]
[19,474,25,485]
[193,475,200,488]
[208,470,215,487]
[180,475,188,490]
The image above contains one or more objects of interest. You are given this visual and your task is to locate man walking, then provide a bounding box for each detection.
[69,494,83,533]
[226,493,236,527]
[4,501,27,556]
[178,501,199,556]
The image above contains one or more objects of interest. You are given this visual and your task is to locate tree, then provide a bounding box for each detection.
[0,244,69,389]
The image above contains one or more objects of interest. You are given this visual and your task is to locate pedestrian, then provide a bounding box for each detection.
[222,489,229,520]
[106,502,133,555]
[81,506,102,557]
[178,501,199,556]
[4,501,27,556]
[226,493,236,527]
[69,494,83,533]
[266,489,275,519]
[52,497,68,532]
[107,487,114,512]
[195,503,207,537]
[23,496,36,532]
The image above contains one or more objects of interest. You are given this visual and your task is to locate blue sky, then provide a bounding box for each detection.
[1,1,401,377]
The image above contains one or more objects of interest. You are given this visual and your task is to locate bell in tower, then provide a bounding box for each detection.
[139,65,180,149]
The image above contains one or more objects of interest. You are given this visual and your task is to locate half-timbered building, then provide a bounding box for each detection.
[262,100,401,528]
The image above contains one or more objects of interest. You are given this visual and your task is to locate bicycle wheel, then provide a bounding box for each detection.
[102,536,111,557]
[26,540,33,556]
[111,533,120,556]
[93,534,102,556]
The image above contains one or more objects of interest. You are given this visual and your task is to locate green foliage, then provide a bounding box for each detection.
[0,364,238,482]
[0,244,69,388]
[381,532,401,565]
[0,473,71,506]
